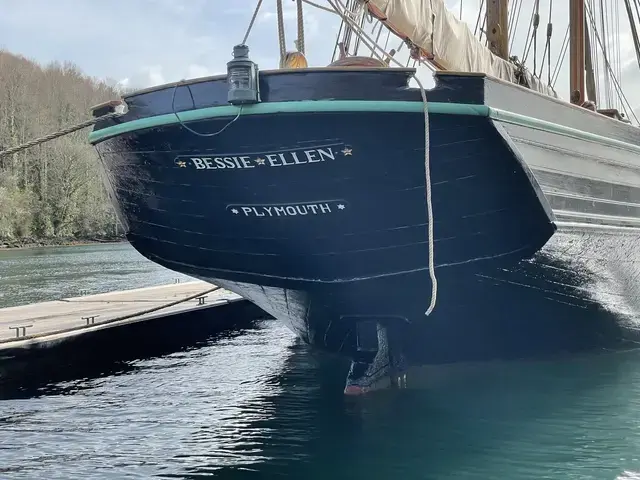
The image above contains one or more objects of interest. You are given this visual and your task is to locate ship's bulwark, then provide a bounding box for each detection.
[92,70,640,391]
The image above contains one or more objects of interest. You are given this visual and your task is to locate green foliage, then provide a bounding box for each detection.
[0,50,122,243]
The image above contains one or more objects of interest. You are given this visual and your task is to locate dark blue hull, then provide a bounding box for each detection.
[91,68,640,392]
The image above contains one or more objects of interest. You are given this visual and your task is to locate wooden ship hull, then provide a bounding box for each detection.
[89,68,640,393]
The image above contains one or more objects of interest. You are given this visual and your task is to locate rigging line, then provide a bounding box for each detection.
[276,0,286,66]
[533,0,540,74]
[607,0,615,108]
[615,0,623,110]
[551,24,570,87]
[521,2,535,59]
[296,0,305,55]
[606,0,616,109]
[331,4,346,60]
[611,0,618,109]
[371,21,385,57]
[537,0,553,80]
[522,0,539,64]
[341,0,353,55]
[474,0,485,36]
[241,0,264,44]
[301,0,338,15]
[599,0,611,107]
[508,0,517,35]
[349,0,361,53]
[509,0,524,52]
[340,0,353,56]
[326,0,408,68]
[382,27,392,52]
[351,1,366,55]
[624,0,640,69]
[354,2,367,54]
[587,0,601,101]
[585,5,639,122]
[547,0,553,84]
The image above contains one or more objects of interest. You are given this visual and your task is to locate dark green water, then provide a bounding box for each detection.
[1,243,640,479]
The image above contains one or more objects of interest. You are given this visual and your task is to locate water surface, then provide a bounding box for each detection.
[1,244,640,479]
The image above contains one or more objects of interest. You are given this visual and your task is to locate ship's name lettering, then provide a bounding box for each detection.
[231,202,345,217]
[188,147,336,170]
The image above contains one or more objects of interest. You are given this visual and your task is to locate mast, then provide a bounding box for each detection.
[569,0,586,103]
[486,0,510,59]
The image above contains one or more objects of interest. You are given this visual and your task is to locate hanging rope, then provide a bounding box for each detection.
[296,0,306,55]
[412,72,437,317]
[276,0,287,66]
[0,110,123,159]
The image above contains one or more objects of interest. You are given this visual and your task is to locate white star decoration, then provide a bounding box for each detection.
[341,147,353,156]
[337,204,345,210]
[255,157,265,165]
[231,208,239,214]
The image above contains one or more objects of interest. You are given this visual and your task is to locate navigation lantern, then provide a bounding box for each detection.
[227,44,260,105]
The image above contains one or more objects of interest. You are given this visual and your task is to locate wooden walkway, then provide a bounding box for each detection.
[0,281,242,351]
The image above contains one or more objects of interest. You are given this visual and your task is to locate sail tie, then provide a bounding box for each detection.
[412,72,438,316]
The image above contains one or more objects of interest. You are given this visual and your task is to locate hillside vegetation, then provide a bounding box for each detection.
[0,50,124,247]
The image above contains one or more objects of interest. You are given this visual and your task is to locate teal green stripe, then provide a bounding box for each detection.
[88,101,490,144]
[87,99,640,155]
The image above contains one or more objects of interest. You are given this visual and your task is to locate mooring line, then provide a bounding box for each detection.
[0,110,124,159]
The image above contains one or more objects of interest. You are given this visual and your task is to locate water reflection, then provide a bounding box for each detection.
[3,318,640,479]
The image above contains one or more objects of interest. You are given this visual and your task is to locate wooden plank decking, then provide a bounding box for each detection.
[0,281,242,351]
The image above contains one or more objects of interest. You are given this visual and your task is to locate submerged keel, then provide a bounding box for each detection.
[344,320,407,395]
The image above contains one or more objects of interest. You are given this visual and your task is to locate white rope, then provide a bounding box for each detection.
[412,73,438,316]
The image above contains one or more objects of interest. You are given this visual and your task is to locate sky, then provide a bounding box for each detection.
[1,0,638,116]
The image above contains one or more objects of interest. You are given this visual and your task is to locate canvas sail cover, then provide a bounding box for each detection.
[363,0,557,97]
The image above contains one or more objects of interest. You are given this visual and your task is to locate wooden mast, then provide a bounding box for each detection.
[486,0,510,59]
[569,0,586,103]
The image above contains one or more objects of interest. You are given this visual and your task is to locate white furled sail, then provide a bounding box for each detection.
[362,0,557,97]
